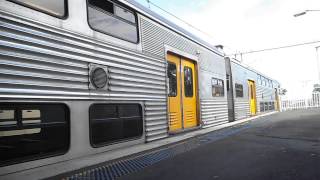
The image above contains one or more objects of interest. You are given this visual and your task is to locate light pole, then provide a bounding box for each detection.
[294,10,320,17]
[316,46,320,84]
[294,10,320,88]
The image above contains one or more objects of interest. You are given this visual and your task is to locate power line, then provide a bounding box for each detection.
[144,0,240,53]
[230,40,320,56]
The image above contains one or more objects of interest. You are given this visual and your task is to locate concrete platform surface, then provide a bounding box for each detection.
[119,109,320,180]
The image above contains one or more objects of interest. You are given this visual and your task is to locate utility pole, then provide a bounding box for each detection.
[316,46,320,84]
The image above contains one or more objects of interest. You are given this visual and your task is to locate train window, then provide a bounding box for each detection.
[184,67,194,97]
[8,0,68,18]
[88,0,138,43]
[168,62,177,97]
[235,83,244,97]
[269,102,272,110]
[260,102,265,112]
[0,104,69,166]
[265,102,269,111]
[212,78,224,97]
[115,5,136,23]
[271,102,275,110]
[90,104,143,147]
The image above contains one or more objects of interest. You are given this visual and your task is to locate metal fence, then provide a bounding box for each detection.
[281,93,320,111]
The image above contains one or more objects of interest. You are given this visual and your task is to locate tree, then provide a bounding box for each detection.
[279,88,287,95]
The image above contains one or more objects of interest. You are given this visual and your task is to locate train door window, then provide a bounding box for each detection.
[89,104,143,147]
[167,62,177,97]
[8,0,68,18]
[212,78,224,97]
[0,104,69,166]
[184,67,194,97]
[88,0,138,43]
[235,83,244,97]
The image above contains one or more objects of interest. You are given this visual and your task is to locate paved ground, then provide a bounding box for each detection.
[120,109,320,180]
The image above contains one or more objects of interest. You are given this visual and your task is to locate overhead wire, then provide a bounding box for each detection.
[144,0,237,52]
[145,0,214,39]
[143,0,320,60]
[230,40,320,56]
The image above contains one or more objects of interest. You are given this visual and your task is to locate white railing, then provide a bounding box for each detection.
[281,93,320,111]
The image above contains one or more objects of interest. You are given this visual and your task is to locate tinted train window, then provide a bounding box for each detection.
[235,83,244,97]
[88,0,138,43]
[260,102,265,112]
[90,104,143,147]
[184,67,194,97]
[168,62,177,97]
[0,104,69,166]
[8,0,67,18]
[265,102,269,111]
[271,102,275,110]
[212,78,224,97]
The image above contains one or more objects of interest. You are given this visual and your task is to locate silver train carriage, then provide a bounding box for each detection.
[0,0,281,179]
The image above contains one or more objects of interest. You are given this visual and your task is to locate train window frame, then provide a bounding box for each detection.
[235,83,244,98]
[89,103,143,148]
[184,66,194,98]
[0,103,70,167]
[7,0,69,19]
[212,78,225,97]
[167,62,177,97]
[86,0,140,44]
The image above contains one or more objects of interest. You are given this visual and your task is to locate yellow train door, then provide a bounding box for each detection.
[167,54,198,132]
[167,54,182,131]
[181,58,198,128]
[248,80,257,115]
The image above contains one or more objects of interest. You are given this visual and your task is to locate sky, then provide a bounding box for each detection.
[134,0,320,100]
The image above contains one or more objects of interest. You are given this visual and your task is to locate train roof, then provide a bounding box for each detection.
[123,0,223,56]
[230,57,280,85]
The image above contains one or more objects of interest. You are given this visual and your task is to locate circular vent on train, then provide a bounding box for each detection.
[89,64,109,90]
